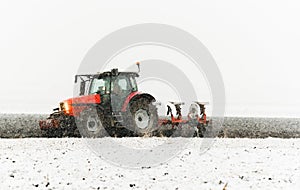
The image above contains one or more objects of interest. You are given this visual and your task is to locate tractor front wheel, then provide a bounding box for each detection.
[76,108,107,138]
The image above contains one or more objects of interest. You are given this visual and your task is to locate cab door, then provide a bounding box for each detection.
[89,76,111,115]
[111,75,132,112]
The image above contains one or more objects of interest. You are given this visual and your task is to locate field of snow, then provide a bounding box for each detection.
[1,138,300,189]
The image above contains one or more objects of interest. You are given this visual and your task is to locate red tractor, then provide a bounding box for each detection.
[39,63,209,137]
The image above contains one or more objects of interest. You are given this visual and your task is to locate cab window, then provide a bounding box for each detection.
[129,76,138,91]
[117,78,128,90]
[111,76,130,92]
[89,77,110,95]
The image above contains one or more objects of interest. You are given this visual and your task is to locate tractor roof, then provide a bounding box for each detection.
[75,68,139,83]
[97,68,139,78]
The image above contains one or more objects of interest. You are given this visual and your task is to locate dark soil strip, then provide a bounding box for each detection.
[0,114,299,138]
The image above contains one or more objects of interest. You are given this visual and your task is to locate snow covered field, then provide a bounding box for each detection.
[1,138,300,189]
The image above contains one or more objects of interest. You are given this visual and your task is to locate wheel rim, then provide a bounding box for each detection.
[86,116,99,132]
[134,109,150,129]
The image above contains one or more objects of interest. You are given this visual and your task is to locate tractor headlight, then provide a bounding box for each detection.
[60,102,65,111]
[60,101,71,114]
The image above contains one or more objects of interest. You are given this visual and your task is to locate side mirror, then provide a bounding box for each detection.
[80,81,86,95]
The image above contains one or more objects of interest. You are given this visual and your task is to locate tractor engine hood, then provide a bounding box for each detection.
[60,94,101,116]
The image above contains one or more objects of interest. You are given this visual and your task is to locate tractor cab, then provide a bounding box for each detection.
[87,69,139,112]
[75,69,140,113]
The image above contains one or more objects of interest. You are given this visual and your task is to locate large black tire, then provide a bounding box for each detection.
[127,98,158,137]
[76,108,108,138]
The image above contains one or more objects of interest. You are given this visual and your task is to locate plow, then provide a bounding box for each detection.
[39,63,210,138]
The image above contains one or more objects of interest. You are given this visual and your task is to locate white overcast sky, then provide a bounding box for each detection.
[0,0,299,117]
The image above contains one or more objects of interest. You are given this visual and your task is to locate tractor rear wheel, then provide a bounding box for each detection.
[128,98,158,137]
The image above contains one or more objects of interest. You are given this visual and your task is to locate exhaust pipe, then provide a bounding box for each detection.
[136,62,140,73]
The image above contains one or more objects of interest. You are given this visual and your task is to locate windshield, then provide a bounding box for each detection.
[89,77,110,95]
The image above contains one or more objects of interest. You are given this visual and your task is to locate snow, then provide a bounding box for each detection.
[0,138,300,189]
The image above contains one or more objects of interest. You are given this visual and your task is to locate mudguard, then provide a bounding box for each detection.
[121,92,156,112]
